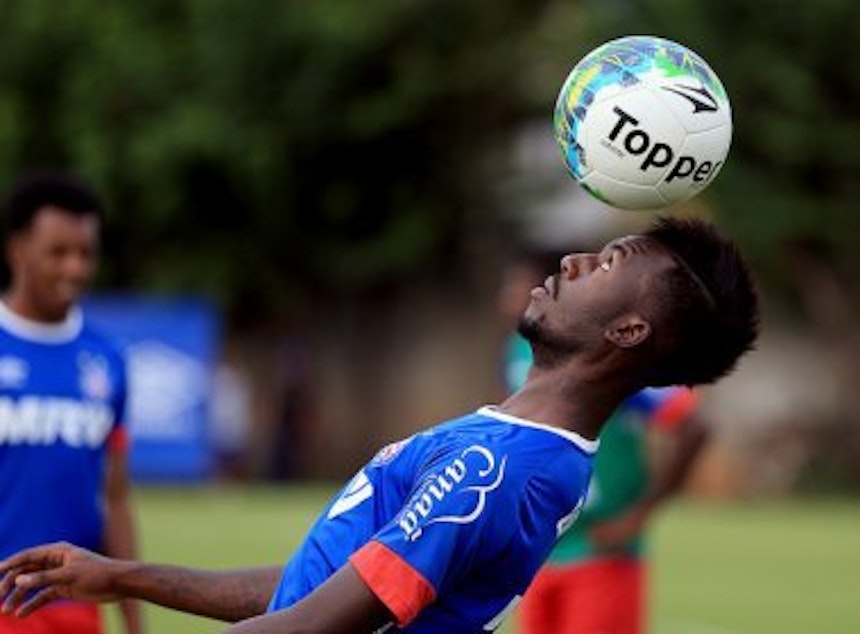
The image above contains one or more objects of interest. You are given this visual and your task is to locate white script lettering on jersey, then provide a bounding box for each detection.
[0,396,114,447]
[398,444,508,542]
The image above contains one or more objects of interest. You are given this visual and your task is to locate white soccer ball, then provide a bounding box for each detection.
[554,35,732,211]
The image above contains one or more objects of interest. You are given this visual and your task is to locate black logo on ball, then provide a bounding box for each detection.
[662,84,719,114]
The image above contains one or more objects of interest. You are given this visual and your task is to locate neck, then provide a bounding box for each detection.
[3,290,69,324]
[498,364,639,440]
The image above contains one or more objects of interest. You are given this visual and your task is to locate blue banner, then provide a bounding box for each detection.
[83,294,221,482]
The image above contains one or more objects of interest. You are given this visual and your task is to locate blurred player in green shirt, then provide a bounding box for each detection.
[499,250,709,634]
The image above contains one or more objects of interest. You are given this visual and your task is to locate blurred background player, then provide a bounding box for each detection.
[0,173,143,634]
[499,247,710,634]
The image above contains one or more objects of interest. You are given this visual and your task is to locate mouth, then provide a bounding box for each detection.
[56,280,84,296]
[546,274,559,299]
[51,280,87,306]
[529,285,547,300]
[530,275,557,300]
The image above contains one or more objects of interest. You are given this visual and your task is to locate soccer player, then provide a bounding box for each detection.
[499,249,710,634]
[0,174,142,634]
[0,218,758,634]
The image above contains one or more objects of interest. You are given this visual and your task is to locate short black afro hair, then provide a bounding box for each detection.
[643,217,759,387]
[5,172,101,237]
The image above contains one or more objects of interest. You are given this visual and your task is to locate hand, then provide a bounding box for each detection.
[0,542,127,617]
[588,507,649,551]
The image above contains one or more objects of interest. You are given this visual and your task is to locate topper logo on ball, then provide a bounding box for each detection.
[605,106,722,185]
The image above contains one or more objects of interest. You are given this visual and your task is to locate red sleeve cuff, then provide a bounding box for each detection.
[107,426,130,454]
[349,540,436,627]
[652,389,699,431]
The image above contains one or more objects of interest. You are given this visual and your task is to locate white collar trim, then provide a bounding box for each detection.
[477,405,600,454]
[0,301,83,344]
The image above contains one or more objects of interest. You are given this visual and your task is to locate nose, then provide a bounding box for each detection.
[560,254,584,279]
[560,254,574,276]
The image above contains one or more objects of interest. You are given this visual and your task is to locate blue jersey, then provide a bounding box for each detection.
[268,406,597,632]
[0,303,127,560]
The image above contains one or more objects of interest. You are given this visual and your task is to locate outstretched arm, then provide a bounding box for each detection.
[0,542,280,623]
[224,562,393,634]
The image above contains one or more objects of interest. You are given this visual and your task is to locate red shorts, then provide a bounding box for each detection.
[519,557,645,634]
[0,603,102,634]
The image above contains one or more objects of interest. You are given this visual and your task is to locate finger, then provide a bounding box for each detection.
[1,568,69,616]
[12,568,72,591]
[15,587,59,618]
[0,564,39,603]
[0,544,63,574]
[2,580,31,615]
[0,571,14,599]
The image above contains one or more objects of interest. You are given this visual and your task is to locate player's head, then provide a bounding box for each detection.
[519,217,759,388]
[3,172,102,321]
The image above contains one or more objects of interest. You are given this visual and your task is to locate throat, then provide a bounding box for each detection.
[499,370,635,440]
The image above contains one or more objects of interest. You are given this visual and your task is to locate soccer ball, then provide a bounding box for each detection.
[554,35,732,211]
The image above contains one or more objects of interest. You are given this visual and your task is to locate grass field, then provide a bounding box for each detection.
[103,486,860,634]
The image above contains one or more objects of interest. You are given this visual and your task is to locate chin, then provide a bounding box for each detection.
[41,300,75,322]
[516,315,541,342]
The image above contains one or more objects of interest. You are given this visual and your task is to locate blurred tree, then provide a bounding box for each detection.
[0,0,857,320]
[0,0,552,319]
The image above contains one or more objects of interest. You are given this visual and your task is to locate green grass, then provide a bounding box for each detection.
[104,488,860,634]
[650,500,860,634]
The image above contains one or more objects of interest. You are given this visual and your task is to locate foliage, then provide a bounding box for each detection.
[0,0,857,319]
[0,0,549,316]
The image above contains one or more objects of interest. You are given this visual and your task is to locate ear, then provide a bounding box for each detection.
[604,314,652,349]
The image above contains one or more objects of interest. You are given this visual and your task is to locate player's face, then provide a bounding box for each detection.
[7,206,100,321]
[520,235,675,356]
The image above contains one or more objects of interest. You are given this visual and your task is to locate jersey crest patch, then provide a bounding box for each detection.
[370,437,412,466]
[78,352,112,400]
[0,356,27,388]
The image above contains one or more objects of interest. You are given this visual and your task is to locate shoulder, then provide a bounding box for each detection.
[458,414,593,505]
[410,409,595,490]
